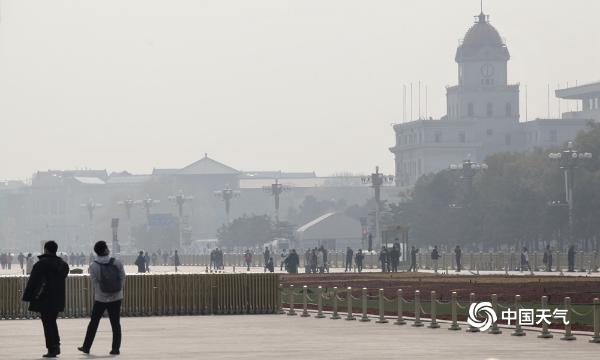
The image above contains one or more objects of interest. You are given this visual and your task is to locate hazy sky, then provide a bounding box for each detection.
[0,0,598,180]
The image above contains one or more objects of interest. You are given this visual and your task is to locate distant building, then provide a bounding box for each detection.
[390,11,592,188]
[556,81,600,122]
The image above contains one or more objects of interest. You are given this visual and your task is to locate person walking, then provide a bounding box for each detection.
[26,253,35,275]
[454,245,462,272]
[543,245,553,272]
[78,241,125,356]
[144,252,151,273]
[263,247,270,272]
[173,250,181,272]
[408,246,419,272]
[355,249,364,273]
[279,249,287,271]
[520,247,530,272]
[266,257,274,273]
[316,248,325,274]
[567,245,576,272]
[431,246,440,273]
[244,250,252,271]
[134,251,146,273]
[379,247,388,273]
[22,241,69,358]
[17,252,25,272]
[284,249,299,274]
[345,247,353,272]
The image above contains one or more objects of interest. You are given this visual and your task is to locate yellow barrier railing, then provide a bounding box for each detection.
[0,273,279,320]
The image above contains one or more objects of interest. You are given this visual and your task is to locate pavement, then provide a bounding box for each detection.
[1,313,599,359]
[2,265,599,277]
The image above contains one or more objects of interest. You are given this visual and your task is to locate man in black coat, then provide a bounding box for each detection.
[22,241,70,358]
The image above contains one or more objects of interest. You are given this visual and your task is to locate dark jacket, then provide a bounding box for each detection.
[22,254,69,313]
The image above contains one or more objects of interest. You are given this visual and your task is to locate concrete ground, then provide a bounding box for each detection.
[1,313,599,359]
[2,265,599,277]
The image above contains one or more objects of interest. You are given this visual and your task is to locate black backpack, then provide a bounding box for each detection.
[95,258,122,294]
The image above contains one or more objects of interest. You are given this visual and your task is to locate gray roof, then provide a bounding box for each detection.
[556,81,600,99]
[106,175,152,184]
[177,156,239,175]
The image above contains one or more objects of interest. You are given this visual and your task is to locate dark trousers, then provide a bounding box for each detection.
[41,311,60,351]
[83,300,122,351]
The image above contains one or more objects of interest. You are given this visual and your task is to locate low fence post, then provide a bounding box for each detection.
[560,297,575,341]
[428,290,439,328]
[316,286,325,318]
[331,287,341,320]
[360,288,370,322]
[301,285,310,317]
[376,289,388,323]
[287,285,297,316]
[448,291,461,330]
[511,295,526,336]
[346,287,356,321]
[466,293,480,332]
[590,298,600,343]
[278,284,285,314]
[537,295,553,338]
[412,290,423,327]
[394,289,406,325]
[489,294,501,334]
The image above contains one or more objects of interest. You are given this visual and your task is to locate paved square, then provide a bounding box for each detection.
[1,314,598,359]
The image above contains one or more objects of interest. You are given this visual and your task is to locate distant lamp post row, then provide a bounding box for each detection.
[361,166,394,250]
[548,141,593,247]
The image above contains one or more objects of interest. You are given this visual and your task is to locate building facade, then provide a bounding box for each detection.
[390,11,592,188]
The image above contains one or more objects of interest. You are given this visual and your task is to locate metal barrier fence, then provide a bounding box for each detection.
[280,285,600,343]
[0,273,279,320]
[113,250,599,273]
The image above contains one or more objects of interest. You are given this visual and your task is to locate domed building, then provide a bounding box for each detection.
[390,11,590,188]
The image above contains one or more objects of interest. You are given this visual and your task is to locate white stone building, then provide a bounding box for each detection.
[390,11,591,188]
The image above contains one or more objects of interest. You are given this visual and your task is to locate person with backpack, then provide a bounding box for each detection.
[22,241,70,358]
[78,241,125,356]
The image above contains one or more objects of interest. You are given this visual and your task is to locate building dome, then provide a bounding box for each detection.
[456,13,509,62]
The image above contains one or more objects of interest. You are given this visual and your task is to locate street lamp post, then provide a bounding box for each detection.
[80,198,102,246]
[361,166,394,251]
[214,185,240,224]
[117,197,135,250]
[168,190,194,249]
[263,179,290,225]
[449,159,488,199]
[548,141,593,249]
[135,194,160,221]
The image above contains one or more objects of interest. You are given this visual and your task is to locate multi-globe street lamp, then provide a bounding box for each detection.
[449,159,488,196]
[214,185,240,224]
[136,194,160,220]
[361,166,394,251]
[262,179,290,225]
[548,141,593,248]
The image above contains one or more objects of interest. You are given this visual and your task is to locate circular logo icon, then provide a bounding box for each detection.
[467,302,497,331]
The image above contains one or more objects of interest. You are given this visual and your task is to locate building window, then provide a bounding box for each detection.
[505,102,512,117]
[486,129,493,136]
[550,130,558,143]
[596,98,599,109]
[467,103,474,117]
[459,131,466,143]
[486,103,493,117]
[505,134,512,146]
[435,131,442,143]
